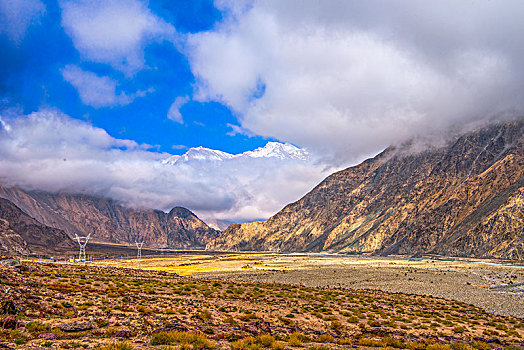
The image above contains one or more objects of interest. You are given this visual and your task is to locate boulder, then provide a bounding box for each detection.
[38,333,59,340]
[59,321,94,332]
[114,330,131,338]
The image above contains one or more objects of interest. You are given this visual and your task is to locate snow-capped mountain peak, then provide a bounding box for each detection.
[162,142,308,165]
[183,147,234,161]
[244,142,308,160]
[161,147,233,165]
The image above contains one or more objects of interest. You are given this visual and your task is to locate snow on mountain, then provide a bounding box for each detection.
[244,142,308,160]
[162,142,308,165]
[162,147,233,165]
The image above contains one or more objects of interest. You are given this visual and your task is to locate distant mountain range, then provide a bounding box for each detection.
[162,142,308,165]
[0,186,218,255]
[0,141,309,256]
[2,123,523,260]
[209,119,524,260]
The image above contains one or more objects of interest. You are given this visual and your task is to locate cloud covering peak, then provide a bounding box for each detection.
[0,110,332,228]
[187,0,524,164]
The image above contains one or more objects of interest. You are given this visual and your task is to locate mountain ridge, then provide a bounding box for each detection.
[208,118,524,259]
[0,186,218,249]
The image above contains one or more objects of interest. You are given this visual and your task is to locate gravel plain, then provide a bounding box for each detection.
[194,256,524,318]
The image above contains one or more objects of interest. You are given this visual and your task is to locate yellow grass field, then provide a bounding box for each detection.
[92,252,293,276]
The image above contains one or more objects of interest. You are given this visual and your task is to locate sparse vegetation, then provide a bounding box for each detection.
[0,256,521,349]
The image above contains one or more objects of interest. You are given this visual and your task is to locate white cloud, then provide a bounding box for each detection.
[187,0,524,165]
[60,0,176,75]
[61,65,149,108]
[0,0,45,42]
[167,95,189,123]
[0,110,333,228]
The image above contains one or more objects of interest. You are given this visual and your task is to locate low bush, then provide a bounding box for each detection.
[98,342,134,350]
[150,331,214,349]
[25,321,50,334]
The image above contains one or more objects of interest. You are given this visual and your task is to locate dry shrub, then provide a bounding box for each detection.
[151,331,214,349]
[98,342,133,350]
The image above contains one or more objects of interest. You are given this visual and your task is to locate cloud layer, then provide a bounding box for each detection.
[187,0,524,164]
[0,0,45,42]
[0,110,332,228]
[61,65,151,107]
[60,0,176,75]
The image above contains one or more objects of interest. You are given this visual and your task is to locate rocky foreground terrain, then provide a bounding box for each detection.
[0,261,523,349]
[0,186,218,250]
[210,119,524,259]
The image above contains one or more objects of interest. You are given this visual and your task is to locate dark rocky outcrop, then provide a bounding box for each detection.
[210,119,524,259]
[0,198,74,255]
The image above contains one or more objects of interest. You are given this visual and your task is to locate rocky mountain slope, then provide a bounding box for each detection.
[0,198,74,255]
[209,119,524,259]
[0,187,218,249]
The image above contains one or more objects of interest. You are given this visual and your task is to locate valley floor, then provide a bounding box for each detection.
[195,255,524,318]
[0,254,523,349]
[93,253,524,318]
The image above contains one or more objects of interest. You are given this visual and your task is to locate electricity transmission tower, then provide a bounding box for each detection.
[74,233,91,262]
[135,241,144,259]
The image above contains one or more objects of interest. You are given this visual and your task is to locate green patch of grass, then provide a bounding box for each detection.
[14,336,27,345]
[25,321,50,334]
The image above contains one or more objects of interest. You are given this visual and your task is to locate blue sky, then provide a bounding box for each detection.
[0,0,523,226]
[0,0,270,155]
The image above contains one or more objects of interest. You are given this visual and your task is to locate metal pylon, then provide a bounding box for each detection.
[135,241,144,259]
[74,233,91,262]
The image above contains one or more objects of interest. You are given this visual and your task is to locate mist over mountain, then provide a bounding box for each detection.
[210,118,524,259]
[0,111,332,227]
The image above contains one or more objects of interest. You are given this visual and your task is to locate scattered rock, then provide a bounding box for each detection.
[59,321,94,332]
[38,333,59,340]
[114,330,131,338]
[487,338,502,344]
[241,323,259,335]
[152,323,189,333]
